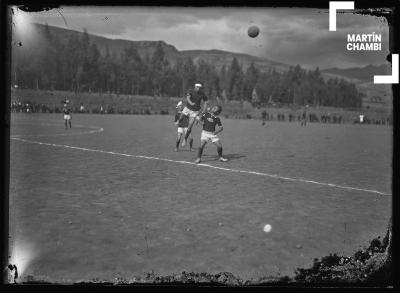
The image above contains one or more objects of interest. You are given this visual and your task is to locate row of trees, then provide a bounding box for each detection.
[12,25,363,108]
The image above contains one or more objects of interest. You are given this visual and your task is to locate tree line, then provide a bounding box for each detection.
[12,25,363,108]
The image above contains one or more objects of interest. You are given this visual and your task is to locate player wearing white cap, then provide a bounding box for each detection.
[175,82,209,146]
[174,101,193,151]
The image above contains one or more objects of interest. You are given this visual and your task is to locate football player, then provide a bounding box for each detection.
[195,105,228,163]
[174,101,193,151]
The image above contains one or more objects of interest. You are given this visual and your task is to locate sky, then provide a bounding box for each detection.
[15,6,390,69]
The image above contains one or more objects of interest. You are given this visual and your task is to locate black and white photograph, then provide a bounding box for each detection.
[3,1,397,287]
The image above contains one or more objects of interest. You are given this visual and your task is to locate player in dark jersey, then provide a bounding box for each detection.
[63,104,72,129]
[194,105,228,163]
[174,101,193,151]
[261,110,267,126]
[301,109,308,126]
[175,82,208,146]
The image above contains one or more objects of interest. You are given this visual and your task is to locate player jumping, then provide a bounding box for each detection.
[195,105,228,163]
[174,101,193,151]
[175,82,208,146]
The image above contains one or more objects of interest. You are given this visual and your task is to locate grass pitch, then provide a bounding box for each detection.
[9,113,391,282]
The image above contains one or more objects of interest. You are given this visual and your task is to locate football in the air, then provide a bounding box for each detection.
[248,25,260,38]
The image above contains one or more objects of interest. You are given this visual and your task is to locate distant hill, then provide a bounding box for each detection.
[32,23,291,72]
[179,49,291,72]
[27,23,392,109]
[30,23,392,82]
[322,64,391,82]
[32,23,181,60]
[322,64,393,109]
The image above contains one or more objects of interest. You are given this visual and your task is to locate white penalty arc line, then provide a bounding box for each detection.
[11,117,104,137]
[11,137,391,196]
[11,123,104,138]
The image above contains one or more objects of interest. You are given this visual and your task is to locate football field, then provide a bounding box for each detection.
[9,113,392,282]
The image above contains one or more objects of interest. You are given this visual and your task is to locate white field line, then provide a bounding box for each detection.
[11,136,391,196]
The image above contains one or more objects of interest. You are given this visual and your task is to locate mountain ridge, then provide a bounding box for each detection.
[32,22,291,72]
[322,64,391,82]
[33,22,389,81]
[28,23,391,104]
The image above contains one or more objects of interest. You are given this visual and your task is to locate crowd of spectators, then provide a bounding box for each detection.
[260,110,391,125]
[11,99,391,126]
[10,100,168,116]
[11,100,52,113]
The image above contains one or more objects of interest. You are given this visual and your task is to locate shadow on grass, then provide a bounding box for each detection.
[175,148,195,152]
[201,153,246,162]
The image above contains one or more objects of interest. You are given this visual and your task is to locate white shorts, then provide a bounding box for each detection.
[177,127,188,135]
[182,107,199,119]
[201,130,220,143]
[64,114,71,120]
